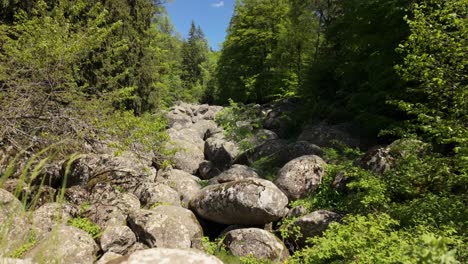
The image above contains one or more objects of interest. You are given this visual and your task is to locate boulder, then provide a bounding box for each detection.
[64,185,90,206]
[136,182,181,208]
[128,206,203,250]
[190,178,288,225]
[65,154,156,195]
[239,129,278,150]
[235,139,288,165]
[224,228,289,262]
[83,183,140,229]
[198,160,221,180]
[208,165,259,185]
[355,139,429,175]
[190,120,219,140]
[25,225,98,264]
[101,225,136,255]
[165,133,205,175]
[204,134,239,170]
[0,189,32,255]
[288,210,341,247]
[107,248,223,264]
[166,110,192,129]
[0,259,36,264]
[32,202,77,239]
[155,169,201,207]
[275,155,326,200]
[96,252,123,264]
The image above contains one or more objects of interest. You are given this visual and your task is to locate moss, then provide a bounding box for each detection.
[68,217,102,239]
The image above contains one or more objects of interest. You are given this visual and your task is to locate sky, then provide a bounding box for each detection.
[164,0,236,51]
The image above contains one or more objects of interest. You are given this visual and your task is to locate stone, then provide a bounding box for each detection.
[155,169,201,207]
[224,228,289,262]
[208,164,259,185]
[32,202,77,239]
[101,225,136,255]
[204,134,239,170]
[275,155,326,200]
[198,160,221,180]
[136,182,181,208]
[25,225,98,264]
[128,206,203,250]
[83,183,140,229]
[96,252,123,264]
[0,189,32,256]
[289,210,341,247]
[65,154,156,195]
[190,178,288,225]
[165,134,205,175]
[107,248,223,264]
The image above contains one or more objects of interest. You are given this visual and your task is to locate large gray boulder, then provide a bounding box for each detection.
[101,225,136,255]
[204,134,240,170]
[166,129,205,174]
[155,168,201,207]
[32,202,77,240]
[136,182,181,208]
[275,155,326,200]
[0,189,32,256]
[24,225,98,264]
[96,252,122,264]
[83,183,141,229]
[224,228,289,262]
[355,139,429,175]
[0,259,36,264]
[108,248,223,264]
[65,154,156,194]
[128,206,203,250]
[190,178,288,225]
[288,210,341,247]
[208,164,260,185]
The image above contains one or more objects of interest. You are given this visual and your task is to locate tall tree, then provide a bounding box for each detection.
[216,0,289,104]
[180,21,210,102]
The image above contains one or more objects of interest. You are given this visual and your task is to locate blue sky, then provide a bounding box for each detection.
[165,0,236,50]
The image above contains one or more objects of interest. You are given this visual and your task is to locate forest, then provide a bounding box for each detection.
[0,0,466,263]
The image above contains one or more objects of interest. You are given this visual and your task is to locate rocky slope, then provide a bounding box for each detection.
[0,100,393,263]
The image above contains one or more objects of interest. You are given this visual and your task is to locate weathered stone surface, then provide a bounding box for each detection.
[128,206,203,250]
[289,210,341,247]
[83,183,141,229]
[165,131,205,174]
[156,169,201,207]
[65,154,156,195]
[275,155,326,200]
[190,178,288,225]
[25,225,98,264]
[208,164,259,185]
[191,120,219,140]
[137,182,181,208]
[166,110,192,128]
[101,225,136,255]
[235,139,289,165]
[286,205,308,218]
[108,248,223,264]
[204,134,239,170]
[0,189,32,256]
[96,252,123,264]
[355,139,429,175]
[240,129,278,150]
[198,160,221,180]
[32,202,77,239]
[64,185,90,206]
[224,228,289,262]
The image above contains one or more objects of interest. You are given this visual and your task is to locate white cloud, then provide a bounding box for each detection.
[211,1,224,8]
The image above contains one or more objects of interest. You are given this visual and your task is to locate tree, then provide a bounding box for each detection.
[180,21,210,102]
[394,0,467,155]
[216,0,289,104]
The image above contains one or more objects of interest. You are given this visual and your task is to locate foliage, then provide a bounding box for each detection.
[68,217,102,239]
[290,213,462,264]
[214,99,263,150]
[392,0,467,160]
[8,231,37,258]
